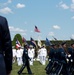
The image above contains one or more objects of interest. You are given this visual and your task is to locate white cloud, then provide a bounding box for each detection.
[9,26,27,39]
[57,1,69,9]
[9,26,26,34]
[16,3,25,8]
[71,34,74,39]
[53,25,60,29]
[57,0,74,12]
[71,16,74,19]
[60,3,69,9]
[48,32,54,36]
[72,0,74,3]
[3,0,12,6]
[71,4,74,10]
[0,7,13,14]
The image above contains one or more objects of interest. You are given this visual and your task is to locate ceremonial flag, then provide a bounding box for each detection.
[45,38,52,46]
[52,36,57,41]
[37,38,42,47]
[22,37,26,43]
[34,26,40,33]
[16,39,21,49]
[22,37,29,47]
[30,37,36,47]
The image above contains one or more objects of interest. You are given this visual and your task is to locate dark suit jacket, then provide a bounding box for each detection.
[0,16,12,73]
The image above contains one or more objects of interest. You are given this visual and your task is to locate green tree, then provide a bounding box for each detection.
[12,34,22,48]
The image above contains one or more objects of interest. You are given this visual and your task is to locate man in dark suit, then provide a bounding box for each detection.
[0,16,12,75]
[18,43,32,75]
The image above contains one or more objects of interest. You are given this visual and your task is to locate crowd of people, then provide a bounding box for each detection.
[16,43,47,75]
[45,42,74,75]
[12,41,74,75]
[12,44,47,66]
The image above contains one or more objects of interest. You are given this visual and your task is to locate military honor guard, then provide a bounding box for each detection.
[28,45,35,65]
[68,43,74,74]
[16,47,23,66]
[12,46,17,63]
[18,43,33,75]
[40,44,47,65]
[55,42,71,75]
[37,46,41,61]
[45,44,58,74]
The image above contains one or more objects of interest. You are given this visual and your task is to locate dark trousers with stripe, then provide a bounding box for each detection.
[18,60,32,74]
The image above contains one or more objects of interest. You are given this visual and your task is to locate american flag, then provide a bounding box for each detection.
[30,37,36,47]
[16,39,21,49]
[34,26,40,33]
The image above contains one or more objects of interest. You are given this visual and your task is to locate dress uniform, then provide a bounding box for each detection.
[68,43,74,74]
[18,43,32,75]
[37,46,41,62]
[45,44,58,74]
[16,47,23,66]
[0,16,12,75]
[28,45,34,65]
[12,47,16,63]
[39,45,47,65]
[56,42,71,75]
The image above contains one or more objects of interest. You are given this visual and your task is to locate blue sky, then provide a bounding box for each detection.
[0,0,74,40]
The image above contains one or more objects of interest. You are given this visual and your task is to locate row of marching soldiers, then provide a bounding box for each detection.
[12,44,47,66]
[45,42,74,75]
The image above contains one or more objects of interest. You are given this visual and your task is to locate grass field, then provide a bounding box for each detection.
[11,61,48,75]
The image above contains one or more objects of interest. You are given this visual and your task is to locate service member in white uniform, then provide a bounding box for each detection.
[16,47,23,66]
[28,45,35,65]
[12,47,17,63]
[40,44,47,65]
[37,46,41,61]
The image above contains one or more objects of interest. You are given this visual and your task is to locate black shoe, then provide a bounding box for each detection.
[17,71,21,75]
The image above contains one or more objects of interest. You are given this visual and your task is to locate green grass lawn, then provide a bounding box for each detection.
[11,61,48,75]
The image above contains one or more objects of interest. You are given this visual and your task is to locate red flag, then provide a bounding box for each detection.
[34,26,40,33]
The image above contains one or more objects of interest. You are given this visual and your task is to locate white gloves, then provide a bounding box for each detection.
[68,54,71,57]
